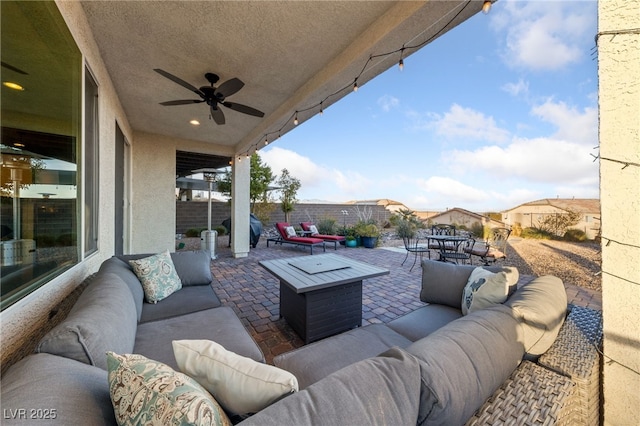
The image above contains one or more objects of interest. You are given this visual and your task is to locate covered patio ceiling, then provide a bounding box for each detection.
[80,1,488,158]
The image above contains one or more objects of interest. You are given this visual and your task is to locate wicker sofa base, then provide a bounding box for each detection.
[466,360,576,425]
[466,305,603,426]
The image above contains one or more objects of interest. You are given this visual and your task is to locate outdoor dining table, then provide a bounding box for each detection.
[427,234,470,263]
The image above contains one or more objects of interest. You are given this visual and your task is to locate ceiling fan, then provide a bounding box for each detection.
[154,68,264,125]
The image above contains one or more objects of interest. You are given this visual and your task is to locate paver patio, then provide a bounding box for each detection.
[203,239,602,364]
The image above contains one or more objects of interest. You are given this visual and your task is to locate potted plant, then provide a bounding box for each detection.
[345,235,357,247]
[359,223,380,248]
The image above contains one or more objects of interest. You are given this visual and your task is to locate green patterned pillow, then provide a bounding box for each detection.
[129,250,182,303]
[107,352,231,426]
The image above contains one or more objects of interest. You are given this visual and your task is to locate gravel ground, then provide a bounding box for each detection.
[379,234,602,292]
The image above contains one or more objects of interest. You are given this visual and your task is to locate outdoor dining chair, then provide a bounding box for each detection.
[464,227,512,265]
[401,236,430,271]
[427,224,456,258]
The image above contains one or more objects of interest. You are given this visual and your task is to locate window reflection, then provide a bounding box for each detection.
[1,1,81,310]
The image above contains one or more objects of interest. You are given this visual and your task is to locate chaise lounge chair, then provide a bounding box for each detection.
[267,222,326,254]
[300,222,346,249]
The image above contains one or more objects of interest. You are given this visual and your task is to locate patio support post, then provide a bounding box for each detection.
[230,157,251,258]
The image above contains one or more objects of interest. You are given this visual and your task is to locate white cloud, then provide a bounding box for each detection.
[531,99,598,147]
[424,104,511,144]
[447,136,597,185]
[492,1,596,71]
[377,95,399,112]
[417,176,489,203]
[502,78,529,97]
[259,147,371,199]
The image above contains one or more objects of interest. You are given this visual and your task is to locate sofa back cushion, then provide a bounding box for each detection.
[118,250,213,286]
[504,275,567,357]
[238,347,422,426]
[406,304,524,425]
[420,260,519,309]
[99,256,145,321]
[1,353,115,425]
[36,272,137,370]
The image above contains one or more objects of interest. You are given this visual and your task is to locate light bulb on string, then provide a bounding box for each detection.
[482,1,491,14]
[353,79,358,92]
[264,136,269,146]
[319,102,324,116]
[398,46,405,71]
[293,113,299,125]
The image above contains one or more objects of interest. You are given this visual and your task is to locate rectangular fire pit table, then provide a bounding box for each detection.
[259,253,390,343]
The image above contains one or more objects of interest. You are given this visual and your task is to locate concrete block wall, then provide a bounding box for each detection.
[176,201,391,234]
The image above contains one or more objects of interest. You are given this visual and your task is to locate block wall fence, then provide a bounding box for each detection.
[175,201,391,234]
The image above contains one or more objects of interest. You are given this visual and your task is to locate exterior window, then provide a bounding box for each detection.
[1,1,82,310]
[84,68,99,256]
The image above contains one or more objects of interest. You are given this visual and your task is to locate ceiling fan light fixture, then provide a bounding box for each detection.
[3,81,24,91]
[189,119,200,126]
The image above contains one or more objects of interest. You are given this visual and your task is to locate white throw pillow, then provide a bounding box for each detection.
[461,267,509,315]
[309,225,319,235]
[285,226,297,238]
[173,339,298,416]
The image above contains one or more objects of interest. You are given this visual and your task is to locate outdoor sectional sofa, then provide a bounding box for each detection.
[1,254,602,425]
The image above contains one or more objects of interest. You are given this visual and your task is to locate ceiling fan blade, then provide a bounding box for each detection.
[154,68,204,97]
[159,99,204,106]
[222,101,265,117]
[215,78,244,98]
[210,105,226,125]
[1,61,28,75]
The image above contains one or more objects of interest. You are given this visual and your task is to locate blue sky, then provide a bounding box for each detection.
[259,0,599,212]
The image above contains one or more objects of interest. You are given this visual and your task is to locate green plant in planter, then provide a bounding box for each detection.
[345,235,357,247]
[358,223,380,248]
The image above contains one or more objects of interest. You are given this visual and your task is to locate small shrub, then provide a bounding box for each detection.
[185,228,204,237]
[469,222,484,238]
[214,225,227,236]
[316,218,336,235]
[564,228,588,242]
[521,227,553,240]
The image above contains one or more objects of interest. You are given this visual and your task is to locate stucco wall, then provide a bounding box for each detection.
[599,0,640,423]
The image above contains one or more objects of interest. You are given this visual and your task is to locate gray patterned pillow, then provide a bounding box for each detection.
[107,352,230,426]
[129,250,182,303]
[461,267,509,315]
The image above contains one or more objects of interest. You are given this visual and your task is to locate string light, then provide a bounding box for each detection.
[482,1,492,14]
[264,136,269,146]
[236,0,478,158]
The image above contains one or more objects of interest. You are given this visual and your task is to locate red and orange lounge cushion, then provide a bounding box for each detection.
[299,222,346,242]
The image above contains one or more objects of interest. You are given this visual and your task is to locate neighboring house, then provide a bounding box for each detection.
[501,198,601,240]
[425,207,505,230]
[420,207,505,228]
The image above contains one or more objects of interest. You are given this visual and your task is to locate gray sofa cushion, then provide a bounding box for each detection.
[99,256,144,321]
[139,285,221,323]
[118,250,212,286]
[504,275,567,357]
[273,323,412,389]
[36,272,137,370]
[1,353,115,425]
[239,347,422,426]
[169,250,213,285]
[420,260,476,308]
[135,306,264,371]
[387,304,463,341]
[406,304,524,425]
[420,260,520,309]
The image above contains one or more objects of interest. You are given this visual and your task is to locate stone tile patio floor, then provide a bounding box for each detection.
[206,241,603,365]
